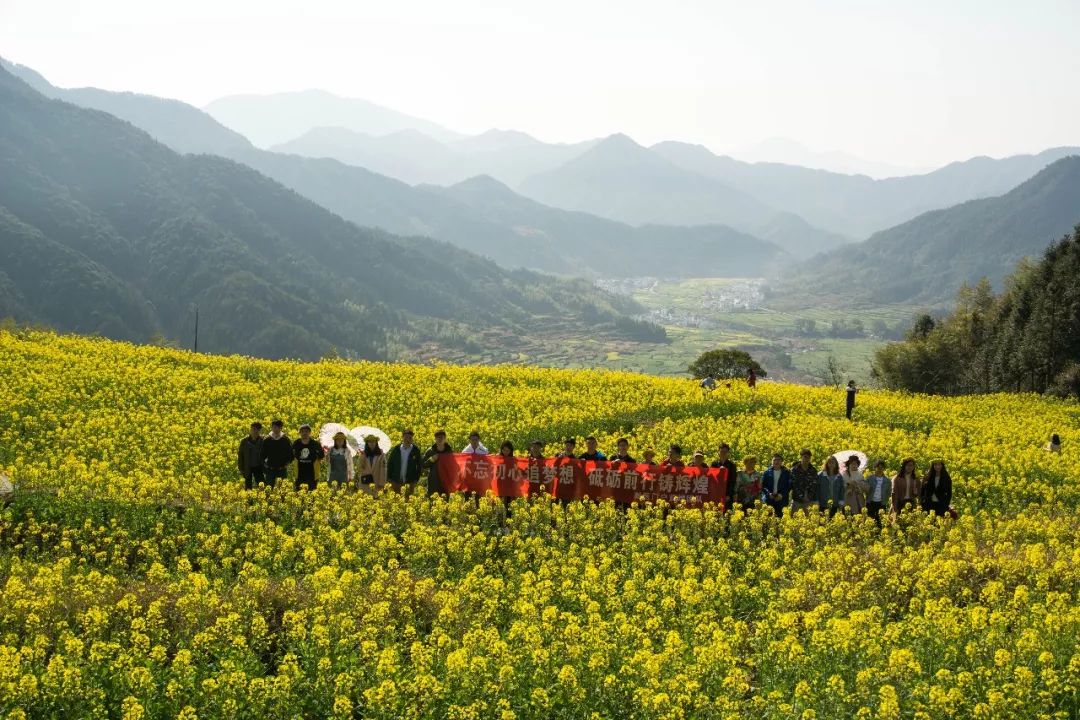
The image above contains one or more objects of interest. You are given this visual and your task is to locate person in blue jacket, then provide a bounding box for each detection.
[818,455,846,516]
[760,453,792,514]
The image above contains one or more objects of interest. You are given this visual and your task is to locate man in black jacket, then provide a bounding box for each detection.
[387,429,423,496]
[423,430,454,496]
[261,419,292,488]
[238,422,264,490]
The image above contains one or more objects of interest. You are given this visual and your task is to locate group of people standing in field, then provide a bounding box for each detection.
[237,420,956,520]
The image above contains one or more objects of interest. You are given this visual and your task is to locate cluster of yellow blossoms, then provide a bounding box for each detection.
[1,329,1078,719]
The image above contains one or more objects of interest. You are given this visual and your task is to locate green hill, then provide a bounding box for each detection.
[0,65,654,360]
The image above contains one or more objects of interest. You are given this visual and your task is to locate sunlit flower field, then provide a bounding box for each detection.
[1,328,1078,719]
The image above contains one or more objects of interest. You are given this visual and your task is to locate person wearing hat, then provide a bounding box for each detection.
[662,444,685,469]
[690,450,709,470]
[387,429,423,496]
[238,421,265,490]
[462,431,489,456]
[357,434,387,495]
[641,448,658,467]
[556,437,577,460]
[841,454,868,515]
[326,431,354,487]
[865,460,891,526]
[260,419,292,489]
[610,438,636,464]
[423,430,454,496]
[579,436,606,461]
[293,424,325,491]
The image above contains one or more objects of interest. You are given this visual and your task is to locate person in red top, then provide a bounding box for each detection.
[662,444,685,469]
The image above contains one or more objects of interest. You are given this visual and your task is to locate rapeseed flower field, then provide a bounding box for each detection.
[0,328,1077,719]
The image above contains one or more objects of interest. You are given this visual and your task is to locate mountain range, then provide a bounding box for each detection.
[1,59,786,276]
[778,157,1080,306]
[0,64,657,361]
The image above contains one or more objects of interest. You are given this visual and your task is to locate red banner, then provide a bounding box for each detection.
[437,454,728,507]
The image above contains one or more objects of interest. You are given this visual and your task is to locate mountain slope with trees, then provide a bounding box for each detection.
[873,225,1080,396]
[0,65,657,360]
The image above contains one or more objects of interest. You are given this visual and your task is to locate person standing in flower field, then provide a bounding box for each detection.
[387,429,422,496]
[662,444,686,469]
[610,437,636,464]
[865,460,891,526]
[292,424,325,491]
[842,455,868,514]
[423,430,453,496]
[788,448,818,513]
[641,448,658,467]
[920,460,952,517]
[892,458,921,514]
[761,453,791,514]
[237,421,264,490]
[734,456,762,507]
[747,367,757,389]
[556,437,577,459]
[817,456,845,517]
[357,434,387,495]
[579,436,606,461]
[462,430,489,455]
[710,442,737,509]
[846,380,858,420]
[261,419,292,489]
[326,431,354,487]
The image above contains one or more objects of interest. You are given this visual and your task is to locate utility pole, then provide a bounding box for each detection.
[193,304,199,353]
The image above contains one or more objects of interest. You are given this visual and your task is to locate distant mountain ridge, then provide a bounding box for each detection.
[778,156,1080,306]
[2,58,785,278]
[0,64,655,360]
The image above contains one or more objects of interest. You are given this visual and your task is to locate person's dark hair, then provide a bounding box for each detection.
[924,460,949,480]
[718,442,730,451]
[434,430,446,438]
[271,419,284,428]
[500,441,514,455]
[894,457,917,481]
[874,460,886,470]
[848,380,856,387]
[564,437,576,445]
[800,448,811,457]
[530,439,543,448]
[468,430,480,439]
[1051,434,1061,445]
[772,453,783,461]
[824,456,840,475]
[616,437,629,445]
[250,422,263,430]
[669,444,682,455]
[585,435,597,442]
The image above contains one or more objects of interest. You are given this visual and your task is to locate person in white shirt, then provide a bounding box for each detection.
[462,430,489,455]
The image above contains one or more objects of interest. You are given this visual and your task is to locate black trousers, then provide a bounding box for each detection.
[866,501,885,526]
[846,403,854,420]
[265,467,287,488]
[243,467,265,490]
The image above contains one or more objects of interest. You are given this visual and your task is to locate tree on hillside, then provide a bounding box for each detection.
[688,349,766,380]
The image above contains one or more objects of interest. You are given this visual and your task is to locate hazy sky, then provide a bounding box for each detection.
[3,0,1079,169]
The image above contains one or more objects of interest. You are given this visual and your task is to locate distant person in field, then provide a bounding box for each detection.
[357,434,387,494]
[788,448,818,513]
[423,430,453,496]
[1046,434,1062,453]
[387,429,422,496]
[610,437,636,464]
[846,380,858,420]
[710,442,737,508]
[261,419,292,488]
[747,368,757,389]
[292,424,325,491]
[700,375,717,393]
[326,431,354,487]
[556,437,577,459]
[761,453,791,514]
[735,456,762,507]
[462,430,489,455]
[817,456,845,517]
[580,436,606,461]
[842,455,868,515]
[865,460,891,526]
[237,421,264,490]
[641,449,658,467]
[920,460,952,517]
[662,444,686,469]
